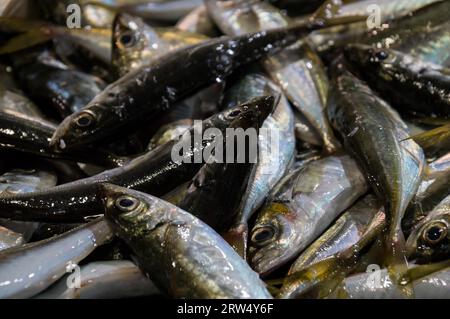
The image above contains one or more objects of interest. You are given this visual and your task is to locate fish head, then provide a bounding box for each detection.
[406,208,450,263]
[344,43,395,75]
[98,183,149,228]
[228,95,275,130]
[112,13,167,77]
[248,201,299,276]
[50,88,122,151]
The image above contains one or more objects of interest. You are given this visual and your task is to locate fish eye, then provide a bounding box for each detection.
[115,195,139,212]
[251,225,276,246]
[374,50,389,60]
[422,222,448,245]
[119,31,137,48]
[227,109,242,118]
[74,112,96,128]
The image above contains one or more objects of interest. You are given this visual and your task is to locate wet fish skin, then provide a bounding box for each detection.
[180,95,275,232]
[34,260,159,299]
[0,110,125,168]
[248,154,368,276]
[147,119,193,151]
[0,168,58,244]
[409,124,450,158]
[0,226,25,252]
[50,20,326,150]
[0,218,112,299]
[206,0,339,153]
[327,66,425,288]
[176,5,219,37]
[0,64,44,118]
[220,73,295,257]
[289,194,383,272]
[101,184,273,299]
[403,163,450,237]
[345,44,450,119]
[278,209,386,299]
[0,100,264,222]
[406,194,450,263]
[112,13,206,78]
[13,50,106,118]
[331,262,450,299]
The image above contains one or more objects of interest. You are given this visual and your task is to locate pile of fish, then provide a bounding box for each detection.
[0,0,449,299]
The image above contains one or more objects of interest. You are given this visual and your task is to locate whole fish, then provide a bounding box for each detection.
[100,183,272,299]
[278,209,386,299]
[248,155,368,276]
[327,66,425,289]
[0,110,125,168]
[331,262,450,299]
[406,194,450,263]
[112,13,207,77]
[176,5,218,37]
[34,260,159,299]
[0,99,267,222]
[289,194,383,272]
[179,95,274,232]
[0,218,112,299]
[50,19,328,150]
[205,0,339,153]
[220,73,295,257]
[13,50,106,118]
[345,44,450,120]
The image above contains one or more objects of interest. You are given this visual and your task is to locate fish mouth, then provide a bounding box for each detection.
[49,119,72,152]
[249,248,281,277]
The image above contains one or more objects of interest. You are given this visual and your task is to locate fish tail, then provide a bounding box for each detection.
[385,227,414,298]
[222,223,248,260]
[0,20,64,55]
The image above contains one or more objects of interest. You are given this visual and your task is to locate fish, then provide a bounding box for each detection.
[327,65,425,291]
[0,99,265,222]
[147,119,193,151]
[0,110,126,168]
[277,209,386,299]
[93,0,204,23]
[205,0,339,153]
[0,218,112,299]
[344,44,450,120]
[0,168,58,245]
[112,13,207,77]
[406,194,450,263]
[100,183,272,299]
[331,261,450,299]
[0,226,25,252]
[179,95,274,233]
[34,260,159,299]
[176,5,219,37]
[293,110,323,147]
[220,73,295,257]
[248,154,368,276]
[403,160,450,237]
[0,64,44,118]
[313,0,440,25]
[289,194,384,272]
[12,50,106,118]
[50,19,329,150]
[408,124,450,158]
